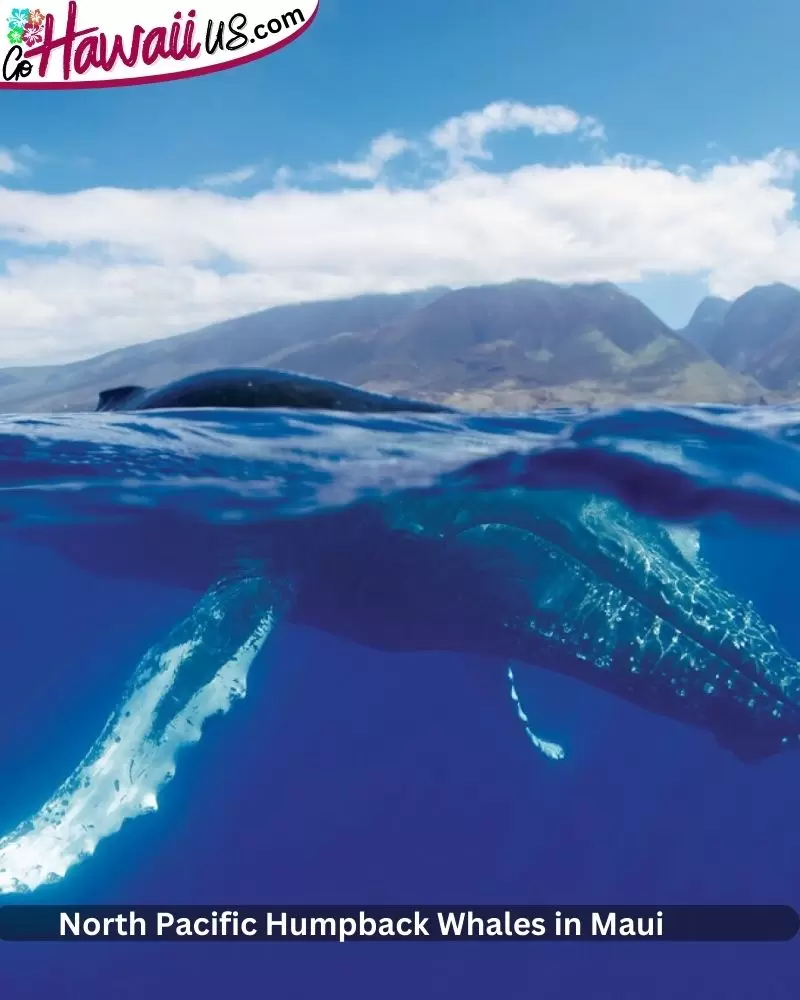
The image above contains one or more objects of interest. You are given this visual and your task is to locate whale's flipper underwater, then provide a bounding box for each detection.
[3,368,800,893]
[0,569,288,894]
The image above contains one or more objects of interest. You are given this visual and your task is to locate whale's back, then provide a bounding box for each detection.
[95,368,452,415]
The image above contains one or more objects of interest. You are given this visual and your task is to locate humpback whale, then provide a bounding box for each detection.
[3,368,799,893]
[95,367,452,414]
[58,368,800,761]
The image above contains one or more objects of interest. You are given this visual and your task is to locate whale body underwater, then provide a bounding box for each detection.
[4,366,800,893]
[83,368,800,762]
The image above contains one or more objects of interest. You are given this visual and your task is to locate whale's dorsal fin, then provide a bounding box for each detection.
[97,386,145,412]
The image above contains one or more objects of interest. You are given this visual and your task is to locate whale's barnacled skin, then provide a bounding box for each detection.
[379,488,800,760]
[449,518,800,761]
[95,368,452,415]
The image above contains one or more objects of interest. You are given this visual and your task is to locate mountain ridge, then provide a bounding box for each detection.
[701,284,800,392]
[0,279,790,413]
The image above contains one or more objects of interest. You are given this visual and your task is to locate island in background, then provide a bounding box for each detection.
[2,279,800,413]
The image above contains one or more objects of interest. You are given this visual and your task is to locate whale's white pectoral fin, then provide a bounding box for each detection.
[664,525,701,565]
[507,664,566,761]
[0,570,289,896]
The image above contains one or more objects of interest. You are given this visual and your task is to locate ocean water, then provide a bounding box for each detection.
[1,403,800,998]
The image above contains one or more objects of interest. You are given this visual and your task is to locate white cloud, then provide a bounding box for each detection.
[0,101,800,365]
[198,165,257,188]
[429,101,604,168]
[326,132,413,182]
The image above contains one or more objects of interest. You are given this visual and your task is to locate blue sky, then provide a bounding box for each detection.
[2,0,800,364]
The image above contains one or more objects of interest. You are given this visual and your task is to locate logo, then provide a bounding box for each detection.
[1,1,318,88]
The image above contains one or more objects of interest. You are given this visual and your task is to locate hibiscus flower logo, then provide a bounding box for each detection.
[7,7,29,31]
[22,20,41,45]
[6,7,47,46]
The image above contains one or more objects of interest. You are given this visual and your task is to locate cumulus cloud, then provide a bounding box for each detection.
[0,101,799,365]
[429,101,605,168]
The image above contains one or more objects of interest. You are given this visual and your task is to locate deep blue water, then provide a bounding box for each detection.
[1,403,800,998]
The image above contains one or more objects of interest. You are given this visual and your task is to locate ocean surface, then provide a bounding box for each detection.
[1,402,800,998]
